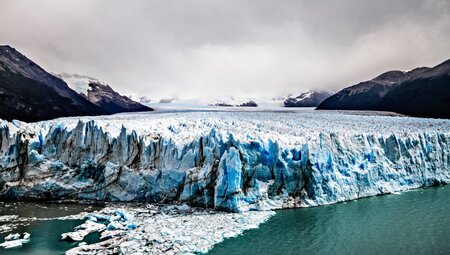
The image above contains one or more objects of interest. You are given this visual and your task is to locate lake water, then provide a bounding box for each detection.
[209,186,450,255]
[0,186,449,255]
[0,202,102,255]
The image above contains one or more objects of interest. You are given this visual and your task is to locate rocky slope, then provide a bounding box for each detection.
[0,111,448,212]
[0,45,105,122]
[284,90,333,107]
[57,73,152,114]
[317,59,450,118]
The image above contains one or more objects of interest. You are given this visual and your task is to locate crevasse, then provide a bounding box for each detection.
[0,112,449,212]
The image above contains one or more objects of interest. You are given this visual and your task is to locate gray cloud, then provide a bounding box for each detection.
[1,0,449,99]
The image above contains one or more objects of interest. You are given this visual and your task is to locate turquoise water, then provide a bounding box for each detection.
[209,186,450,255]
[0,219,100,255]
[1,186,449,254]
[0,202,102,255]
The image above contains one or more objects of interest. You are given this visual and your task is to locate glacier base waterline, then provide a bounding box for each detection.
[0,111,449,212]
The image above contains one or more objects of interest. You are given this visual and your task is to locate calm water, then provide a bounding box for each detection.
[1,187,449,255]
[0,202,102,255]
[209,186,450,255]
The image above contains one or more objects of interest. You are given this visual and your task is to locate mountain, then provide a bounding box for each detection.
[139,96,152,104]
[213,100,258,107]
[0,45,105,122]
[57,73,152,114]
[284,90,333,107]
[317,59,450,118]
[239,100,257,107]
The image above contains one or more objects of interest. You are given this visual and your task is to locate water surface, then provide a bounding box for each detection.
[1,186,449,255]
[0,202,102,255]
[209,186,450,255]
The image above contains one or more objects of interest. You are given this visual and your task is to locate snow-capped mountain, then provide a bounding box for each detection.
[211,96,283,108]
[0,45,105,122]
[139,95,285,109]
[317,59,450,118]
[55,73,105,96]
[0,45,152,122]
[283,90,333,107]
[57,73,152,114]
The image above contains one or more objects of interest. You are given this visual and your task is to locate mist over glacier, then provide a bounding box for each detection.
[0,111,448,212]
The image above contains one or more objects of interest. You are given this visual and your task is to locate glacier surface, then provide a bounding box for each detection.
[0,111,449,212]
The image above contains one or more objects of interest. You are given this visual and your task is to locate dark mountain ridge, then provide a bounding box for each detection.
[0,45,105,122]
[317,59,450,118]
[56,72,152,114]
[85,82,152,114]
[0,45,152,122]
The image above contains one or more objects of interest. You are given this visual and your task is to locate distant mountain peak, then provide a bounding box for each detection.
[284,90,333,107]
[55,72,108,96]
[57,73,152,114]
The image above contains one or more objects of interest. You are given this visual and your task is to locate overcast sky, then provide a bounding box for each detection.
[1,0,450,99]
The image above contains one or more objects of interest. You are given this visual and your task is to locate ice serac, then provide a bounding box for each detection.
[0,112,449,212]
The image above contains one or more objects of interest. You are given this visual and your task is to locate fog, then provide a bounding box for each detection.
[1,0,449,99]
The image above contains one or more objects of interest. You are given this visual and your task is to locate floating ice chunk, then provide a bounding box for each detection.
[0,240,22,249]
[4,233,20,241]
[62,220,106,242]
[107,221,123,230]
[174,235,191,245]
[223,230,240,239]
[100,230,126,240]
[109,214,122,222]
[65,205,276,255]
[87,215,97,222]
[0,215,19,222]
[22,232,30,240]
[116,210,132,222]
[126,222,137,229]
[61,232,85,242]
[92,214,110,222]
[0,232,29,248]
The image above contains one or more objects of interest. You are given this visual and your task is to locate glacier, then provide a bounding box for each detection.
[0,111,449,212]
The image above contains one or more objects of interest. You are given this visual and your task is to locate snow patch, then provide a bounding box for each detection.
[57,73,108,96]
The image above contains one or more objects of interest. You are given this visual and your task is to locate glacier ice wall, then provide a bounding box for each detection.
[0,112,449,212]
